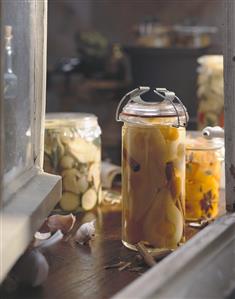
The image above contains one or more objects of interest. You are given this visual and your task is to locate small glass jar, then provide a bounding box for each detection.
[186,132,224,222]
[116,87,188,250]
[44,113,102,212]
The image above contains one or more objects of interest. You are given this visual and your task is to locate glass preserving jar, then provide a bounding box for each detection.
[186,132,224,222]
[197,55,224,129]
[116,87,188,250]
[44,113,102,213]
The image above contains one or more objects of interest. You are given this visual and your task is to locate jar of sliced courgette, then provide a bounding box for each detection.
[44,113,102,212]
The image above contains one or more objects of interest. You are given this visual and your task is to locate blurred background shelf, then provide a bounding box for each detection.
[46,0,224,164]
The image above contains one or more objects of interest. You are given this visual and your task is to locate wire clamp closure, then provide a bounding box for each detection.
[154,88,188,127]
[116,86,188,127]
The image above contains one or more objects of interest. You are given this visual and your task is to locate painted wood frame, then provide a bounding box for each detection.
[0,0,61,283]
[224,0,235,212]
[0,0,3,206]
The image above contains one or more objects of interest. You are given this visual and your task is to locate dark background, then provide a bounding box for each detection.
[47,0,223,63]
[46,0,224,164]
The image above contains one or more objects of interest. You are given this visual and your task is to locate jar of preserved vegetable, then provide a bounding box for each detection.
[186,132,224,222]
[116,87,188,250]
[197,55,224,129]
[44,113,102,212]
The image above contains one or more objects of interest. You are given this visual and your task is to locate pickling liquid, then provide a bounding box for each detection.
[122,123,186,250]
[186,149,221,222]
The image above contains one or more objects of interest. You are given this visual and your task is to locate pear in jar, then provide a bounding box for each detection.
[125,126,167,222]
[143,188,184,248]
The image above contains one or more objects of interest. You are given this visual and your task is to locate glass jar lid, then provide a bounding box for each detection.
[116,87,188,127]
[45,113,99,130]
[186,131,224,151]
[121,100,186,118]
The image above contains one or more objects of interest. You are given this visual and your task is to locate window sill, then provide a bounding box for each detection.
[0,172,61,283]
[1,205,229,299]
[114,212,235,299]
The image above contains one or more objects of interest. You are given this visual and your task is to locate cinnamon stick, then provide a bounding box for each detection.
[104,261,125,269]
[118,262,132,271]
[123,148,140,172]
[150,249,173,261]
[135,242,156,267]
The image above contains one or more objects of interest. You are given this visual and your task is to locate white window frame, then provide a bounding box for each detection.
[114,1,235,298]
[0,0,234,295]
[0,0,61,283]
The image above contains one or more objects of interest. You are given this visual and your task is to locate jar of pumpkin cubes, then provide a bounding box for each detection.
[116,87,188,251]
[186,132,224,222]
[44,113,102,212]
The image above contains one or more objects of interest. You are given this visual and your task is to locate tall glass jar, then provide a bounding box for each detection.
[186,132,224,222]
[116,87,188,250]
[44,113,102,213]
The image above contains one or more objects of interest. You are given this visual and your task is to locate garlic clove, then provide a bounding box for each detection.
[59,128,73,144]
[77,176,89,193]
[33,232,52,248]
[47,213,76,233]
[59,192,80,212]
[11,250,49,287]
[60,155,75,169]
[61,168,81,178]
[74,220,96,245]
[38,230,64,250]
[62,173,80,194]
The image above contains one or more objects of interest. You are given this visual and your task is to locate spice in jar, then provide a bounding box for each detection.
[185,133,223,222]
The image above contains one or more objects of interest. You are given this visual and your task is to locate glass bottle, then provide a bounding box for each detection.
[4,25,18,174]
[116,87,188,250]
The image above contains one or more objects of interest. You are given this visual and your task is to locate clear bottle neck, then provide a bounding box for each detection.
[5,37,13,74]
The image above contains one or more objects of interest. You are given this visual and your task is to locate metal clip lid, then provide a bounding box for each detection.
[116,87,188,128]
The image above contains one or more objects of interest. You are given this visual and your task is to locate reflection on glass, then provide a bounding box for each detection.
[4,25,17,174]
[2,1,33,184]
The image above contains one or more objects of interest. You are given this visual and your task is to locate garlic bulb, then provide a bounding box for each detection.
[11,250,49,287]
[47,213,76,233]
[34,231,52,248]
[38,230,64,250]
[74,220,96,245]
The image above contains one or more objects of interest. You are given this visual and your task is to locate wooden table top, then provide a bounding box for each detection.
[1,196,225,299]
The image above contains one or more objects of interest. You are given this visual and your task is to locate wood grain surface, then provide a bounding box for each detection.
[1,206,141,299]
[1,193,225,299]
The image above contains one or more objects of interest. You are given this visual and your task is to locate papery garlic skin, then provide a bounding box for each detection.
[47,213,76,233]
[34,231,51,240]
[74,220,96,245]
[34,232,52,248]
[38,230,64,250]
